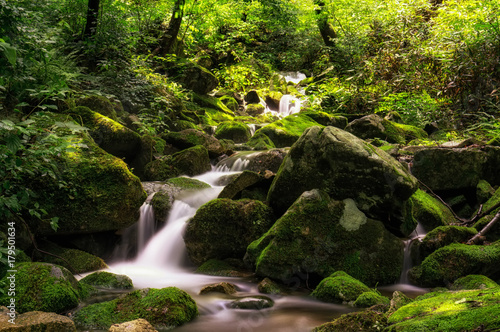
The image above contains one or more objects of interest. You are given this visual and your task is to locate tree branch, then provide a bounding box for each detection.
[467,210,500,245]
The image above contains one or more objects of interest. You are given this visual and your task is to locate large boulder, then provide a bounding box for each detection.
[162,129,227,158]
[0,263,82,314]
[411,146,500,190]
[346,114,427,144]
[109,319,158,332]
[184,199,275,265]
[73,287,197,330]
[409,242,500,287]
[0,308,77,331]
[24,114,145,236]
[67,106,142,162]
[311,271,371,304]
[169,61,218,94]
[246,190,404,286]
[267,126,418,229]
[254,114,323,148]
[215,121,251,143]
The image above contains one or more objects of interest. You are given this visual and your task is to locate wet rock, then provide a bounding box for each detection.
[257,278,283,295]
[353,291,390,308]
[109,319,158,332]
[0,308,77,331]
[311,271,371,304]
[387,291,412,316]
[229,296,274,310]
[162,129,227,158]
[196,259,251,277]
[313,307,388,332]
[185,199,275,265]
[246,190,404,286]
[268,126,418,227]
[244,90,261,104]
[199,282,237,295]
[79,271,133,289]
[218,171,270,200]
[215,121,251,143]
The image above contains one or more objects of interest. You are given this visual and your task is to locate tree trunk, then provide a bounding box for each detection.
[83,0,100,38]
[152,0,186,56]
[314,0,336,47]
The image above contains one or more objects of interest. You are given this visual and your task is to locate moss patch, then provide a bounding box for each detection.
[215,121,251,143]
[450,274,499,290]
[79,271,133,289]
[311,271,372,304]
[354,291,390,308]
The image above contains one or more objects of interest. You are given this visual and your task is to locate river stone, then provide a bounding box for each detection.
[246,190,404,286]
[267,126,418,227]
[109,319,158,332]
[0,308,77,331]
[218,171,269,200]
[199,282,237,295]
[184,199,275,265]
[229,296,274,310]
[411,146,500,190]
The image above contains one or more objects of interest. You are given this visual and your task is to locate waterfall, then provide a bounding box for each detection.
[399,223,427,284]
[278,94,302,116]
[137,203,155,252]
[248,124,257,137]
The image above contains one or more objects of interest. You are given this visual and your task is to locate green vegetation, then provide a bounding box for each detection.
[79,271,133,289]
[311,271,372,304]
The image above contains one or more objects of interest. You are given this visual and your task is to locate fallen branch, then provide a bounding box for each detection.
[467,210,500,245]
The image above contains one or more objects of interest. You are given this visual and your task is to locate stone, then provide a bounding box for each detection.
[199,282,237,295]
[0,308,77,331]
[229,296,274,310]
[311,271,371,304]
[267,126,418,228]
[244,90,260,104]
[215,121,251,143]
[218,171,267,200]
[109,319,158,332]
[162,129,227,158]
[79,271,133,289]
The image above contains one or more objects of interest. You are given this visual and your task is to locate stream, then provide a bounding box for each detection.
[88,153,428,331]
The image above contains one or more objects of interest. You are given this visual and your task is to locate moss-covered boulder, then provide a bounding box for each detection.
[246,190,404,286]
[411,146,500,191]
[257,278,283,295]
[386,288,500,331]
[195,259,247,277]
[247,131,276,150]
[37,241,108,274]
[477,179,496,204]
[25,114,146,236]
[353,291,390,308]
[218,171,268,200]
[184,199,275,265]
[75,95,118,120]
[215,121,251,143]
[300,111,348,129]
[246,103,265,117]
[313,308,388,332]
[450,274,499,290]
[254,113,322,148]
[171,61,218,94]
[67,106,142,162]
[0,263,82,314]
[162,129,227,158]
[219,95,239,112]
[411,226,478,264]
[150,191,172,224]
[403,189,457,235]
[199,282,237,295]
[79,271,133,289]
[311,271,372,304]
[73,287,198,330]
[0,309,77,331]
[346,114,427,144]
[409,242,500,287]
[267,126,418,228]
[145,145,211,180]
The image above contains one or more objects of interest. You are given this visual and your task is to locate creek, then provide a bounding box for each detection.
[89,153,427,331]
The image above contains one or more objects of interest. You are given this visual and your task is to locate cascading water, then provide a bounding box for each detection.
[278,94,302,116]
[137,200,155,253]
[399,222,427,284]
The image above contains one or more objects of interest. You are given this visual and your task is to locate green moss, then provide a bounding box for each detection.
[219,95,239,112]
[254,113,322,148]
[144,155,180,180]
[477,180,495,204]
[387,288,500,331]
[482,186,500,214]
[313,309,388,332]
[193,94,234,115]
[409,242,500,287]
[75,96,117,120]
[450,274,499,290]
[167,177,211,190]
[258,277,283,295]
[382,120,428,144]
[0,263,81,314]
[246,103,265,117]
[199,108,235,125]
[73,287,198,330]
[79,271,133,289]
[215,121,251,143]
[41,248,108,274]
[247,131,276,150]
[311,271,372,304]
[353,291,390,307]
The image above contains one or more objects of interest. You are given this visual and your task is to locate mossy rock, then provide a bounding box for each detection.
[219,95,239,112]
[167,177,211,190]
[218,170,265,200]
[184,199,275,265]
[67,106,142,162]
[162,129,227,158]
[386,288,500,331]
[482,186,500,214]
[229,296,274,310]
[75,96,118,120]
[313,307,388,332]
[267,126,417,230]
[24,113,146,236]
[0,263,82,314]
[79,271,133,289]
[246,131,276,150]
[73,287,198,330]
[37,241,108,274]
[199,282,237,295]
[0,310,77,331]
[387,291,413,315]
[311,271,372,304]
[246,103,265,117]
[193,94,234,115]
[199,107,235,126]
[144,155,180,181]
[257,277,283,295]
[195,259,244,277]
[411,226,478,264]
[150,192,172,224]
[353,291,390,308]
[474,214,500,243]
[254,113,322,148]
[300,111,348,129]
[408,242,500,287]
[402,189,457,235]
[109,319,157,332]
[449,274,499,290]
[246,190,404,286]
[477,179,496,204]
[215,121,251,143]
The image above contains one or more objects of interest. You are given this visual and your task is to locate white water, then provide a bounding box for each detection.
[137,202,155,252]
[278,94,302,116]
[399,223,427,284]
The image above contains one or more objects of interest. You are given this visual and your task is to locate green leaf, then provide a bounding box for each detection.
[0,41,17,68]
[5,134,22,153]
[50,217,59,232]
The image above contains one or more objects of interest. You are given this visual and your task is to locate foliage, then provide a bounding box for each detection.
[0,113,87,231]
